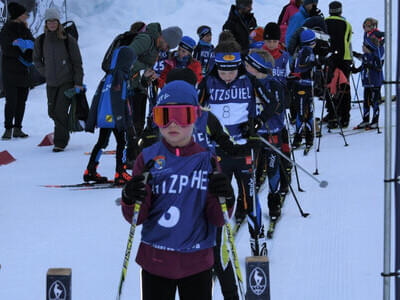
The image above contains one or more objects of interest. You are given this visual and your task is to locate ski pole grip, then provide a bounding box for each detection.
[142,159,155,183]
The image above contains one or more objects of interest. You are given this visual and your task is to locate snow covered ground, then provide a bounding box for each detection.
[0,0,398,299]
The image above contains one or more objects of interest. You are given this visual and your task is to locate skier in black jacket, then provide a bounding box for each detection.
[0,2,34,139]
[222,0,257,55]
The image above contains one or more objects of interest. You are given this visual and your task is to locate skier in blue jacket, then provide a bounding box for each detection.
[354,32,384,129]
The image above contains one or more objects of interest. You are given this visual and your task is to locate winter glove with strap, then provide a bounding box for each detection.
[208,173,235,209]
[122,175,147,205]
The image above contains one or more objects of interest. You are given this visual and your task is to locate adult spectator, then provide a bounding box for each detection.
[285,0,320,46]
[33,8,83,151]
[223,0,257,54]
[0,2,34,139]
[325,1,353,127]
[278,0,302,46]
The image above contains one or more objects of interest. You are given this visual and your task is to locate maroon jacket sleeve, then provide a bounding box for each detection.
[121,153,153,225]
[205,193,225,227]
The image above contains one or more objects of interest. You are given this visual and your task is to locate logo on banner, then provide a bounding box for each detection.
[249,267,267,296]
[48,280,67,300]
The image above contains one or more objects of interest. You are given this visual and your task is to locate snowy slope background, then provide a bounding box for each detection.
[0,0,398,299]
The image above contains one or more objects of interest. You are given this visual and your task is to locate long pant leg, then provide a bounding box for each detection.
[141,269,177,300]
[214,227,239,300]
[338,62,352,124]
[218,152,237,213]
[127,92,147,161]
[112,128,126,171]
[279,128,291,191]
[371,87,381,123]
[3,84,18,129]
[362,88,372,122]
[232,156,261,238]
[47,82,74,148]
[255,147,267,188]
[13,87,29,128]
[262,134,281,195]
[338,83,351,124]
[304,88,314,145]
[178,269,213,300]
[132,91,147,138]
[294,84,307,136]
[87,128,112,169]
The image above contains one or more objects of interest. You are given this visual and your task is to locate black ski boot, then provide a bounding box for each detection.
[114,165,132,185]
[304,129,313,155]
[83,163,108,183]
[250,229,268,256]
[369,116,379,129]
[292,133,302,149]
[327,119,338,129]
[354,119,369,130]
[268,193,281,219]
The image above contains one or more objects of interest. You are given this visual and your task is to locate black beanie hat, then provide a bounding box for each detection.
[166,68,198,86]
[329,1,342,15]
[236,0,252,8]
[263,22,281,41]
[8,2,27,20]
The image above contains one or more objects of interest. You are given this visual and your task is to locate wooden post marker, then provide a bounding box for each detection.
[245,256,271,299]
[46,268,71,300]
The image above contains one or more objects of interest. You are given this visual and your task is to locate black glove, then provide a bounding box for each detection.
[240,118,263,138]
[208,173,235,208]
[122,175,147,205]
[253,117,263,132]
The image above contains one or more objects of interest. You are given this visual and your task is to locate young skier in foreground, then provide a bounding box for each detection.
[120,80,234,300]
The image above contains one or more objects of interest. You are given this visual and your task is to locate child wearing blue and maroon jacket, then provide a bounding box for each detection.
[121,80,234,300]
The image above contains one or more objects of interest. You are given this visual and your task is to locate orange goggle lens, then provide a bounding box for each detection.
[152,105,201,128]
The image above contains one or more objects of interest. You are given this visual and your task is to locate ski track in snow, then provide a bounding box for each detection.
[0,0,398,299]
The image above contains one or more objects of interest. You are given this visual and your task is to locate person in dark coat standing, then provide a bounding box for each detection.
[33,8,84,152]
[222,0,257,55]
[0,2,34,139]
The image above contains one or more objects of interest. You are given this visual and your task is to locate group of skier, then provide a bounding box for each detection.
[0,0,385,299]
[118,0,384,299]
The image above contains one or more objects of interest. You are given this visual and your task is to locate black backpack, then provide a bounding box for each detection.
[101,30,154,73]
[101,31,139,73]
[63,21,78,41]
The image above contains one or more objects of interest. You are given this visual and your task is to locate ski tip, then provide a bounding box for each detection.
[319,180,328,188]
